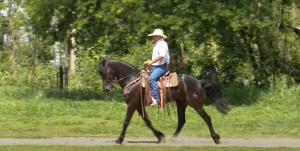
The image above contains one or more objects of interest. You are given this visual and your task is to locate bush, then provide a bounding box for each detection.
[68,47,104,91]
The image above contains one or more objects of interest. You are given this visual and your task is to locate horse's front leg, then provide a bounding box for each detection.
[115,104,136,144]
[137,107,165,143]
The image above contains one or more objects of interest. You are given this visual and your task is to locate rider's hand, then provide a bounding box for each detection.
[143,60,152,67]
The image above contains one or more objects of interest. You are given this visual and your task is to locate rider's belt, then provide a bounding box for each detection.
[152,63,167,67]
[153,63,167,66]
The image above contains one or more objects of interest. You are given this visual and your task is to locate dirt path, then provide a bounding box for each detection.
[0,137,299,147]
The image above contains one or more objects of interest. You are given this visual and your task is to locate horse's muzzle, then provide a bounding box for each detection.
[103,84,113,92]
[104,88,111,92]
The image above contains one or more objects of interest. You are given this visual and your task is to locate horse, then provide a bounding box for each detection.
[98,58,229,144]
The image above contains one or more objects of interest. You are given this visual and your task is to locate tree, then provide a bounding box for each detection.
[20,0,300,88]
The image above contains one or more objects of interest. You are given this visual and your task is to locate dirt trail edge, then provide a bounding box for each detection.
[0,137,299,148]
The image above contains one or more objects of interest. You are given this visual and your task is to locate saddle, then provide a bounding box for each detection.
[141,70,178,88]
[141,69,178,111]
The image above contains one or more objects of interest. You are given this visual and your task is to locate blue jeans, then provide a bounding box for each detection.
[149,65,168,101]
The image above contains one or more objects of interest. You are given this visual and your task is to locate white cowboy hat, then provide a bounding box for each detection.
[147,29,167,39]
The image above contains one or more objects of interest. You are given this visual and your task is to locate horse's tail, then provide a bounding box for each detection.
[198,80,230,115]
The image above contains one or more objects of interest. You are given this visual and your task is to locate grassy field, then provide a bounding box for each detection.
[1,146,300,151]
[0,85,299,139]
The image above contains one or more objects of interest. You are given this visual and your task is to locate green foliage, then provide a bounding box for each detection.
[121,41,153,67]
[0,52,15,85]
[0,14,8,51]
[0,52,56,88]
[27,63,57,88]
[1,0,300,89]
[69,46,104,91]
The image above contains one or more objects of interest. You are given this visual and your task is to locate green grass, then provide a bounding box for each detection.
[0,146,300,151]
[0,86,299,139]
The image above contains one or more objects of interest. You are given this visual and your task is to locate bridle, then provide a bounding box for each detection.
[101,63,148,118]
[101,64,144,89]
[101,66,116,88]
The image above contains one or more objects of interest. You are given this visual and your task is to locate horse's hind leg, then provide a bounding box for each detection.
[136,107,165,143]
[190,101,221,144]
[172,100,188,138]
[115,104,136,144]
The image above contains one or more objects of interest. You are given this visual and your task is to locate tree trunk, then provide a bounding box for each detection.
[29,37,36,91]
[240,28,258,70]
[168,35,179,72]
[11,36,17,76]
[0,30,3,51]
[69,28,76,73]
[8,5,17,76]
[179,43,185,68]
[291,3,296,22]
[64,41,69,90]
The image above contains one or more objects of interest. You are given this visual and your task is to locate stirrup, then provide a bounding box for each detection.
[149,103,157,107]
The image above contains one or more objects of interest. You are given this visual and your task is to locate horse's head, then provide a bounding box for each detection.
[98,58,116,92]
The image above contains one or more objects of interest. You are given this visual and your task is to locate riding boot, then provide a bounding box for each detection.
[150,96,160,107]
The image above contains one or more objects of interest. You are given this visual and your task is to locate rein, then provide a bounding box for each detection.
[103,66,144,88]
[103,64,147,117]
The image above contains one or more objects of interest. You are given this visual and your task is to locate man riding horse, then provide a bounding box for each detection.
[98,29,229,145]
[143,29,170,107]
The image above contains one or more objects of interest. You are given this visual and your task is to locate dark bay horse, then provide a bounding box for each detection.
[98,59,229,144]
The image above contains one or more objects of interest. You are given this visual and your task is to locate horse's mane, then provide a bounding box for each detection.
[107,59,138,70]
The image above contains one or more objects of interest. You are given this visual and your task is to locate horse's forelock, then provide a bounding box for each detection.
[98,60,107,72]
[101,59,108,67]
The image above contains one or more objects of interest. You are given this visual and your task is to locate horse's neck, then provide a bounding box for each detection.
[117,69,136,80]
[110,61,139,88]
[113,65,136,79]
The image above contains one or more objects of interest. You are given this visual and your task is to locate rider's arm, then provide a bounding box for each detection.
[149,56,164,65]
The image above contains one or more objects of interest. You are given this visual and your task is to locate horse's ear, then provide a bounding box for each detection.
[100,57,108,66]
[100,57,105,62]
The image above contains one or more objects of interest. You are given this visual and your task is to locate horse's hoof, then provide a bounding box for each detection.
[212,134,221,144]
[170,137,177,142]
[156,132,165,143]
[158,136,165,143]
[115,138,123,144]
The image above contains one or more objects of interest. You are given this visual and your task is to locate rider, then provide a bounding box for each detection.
[143,29,170,107]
